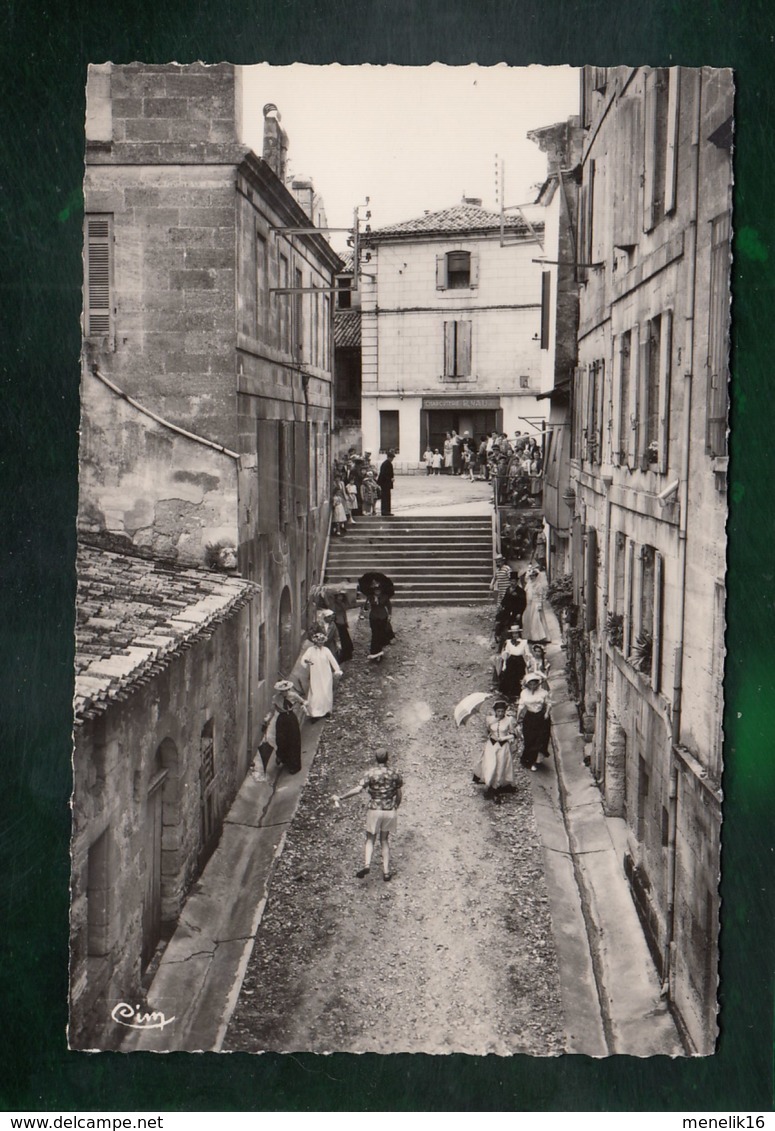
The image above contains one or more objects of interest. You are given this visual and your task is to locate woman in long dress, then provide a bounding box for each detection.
[517,672,552,771]
[262,679,306,775]
[498,625,530,700]
[522,566,550,643]
[301,632,342,719]
[478,700,518,798]
[366,589,394,661]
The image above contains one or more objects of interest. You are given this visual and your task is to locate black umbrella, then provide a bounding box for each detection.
[357,571,395,598]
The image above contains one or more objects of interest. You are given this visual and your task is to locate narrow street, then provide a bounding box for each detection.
[225,603,566,1056]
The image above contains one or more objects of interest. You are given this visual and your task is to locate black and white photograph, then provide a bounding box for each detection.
[69,62,732,1058]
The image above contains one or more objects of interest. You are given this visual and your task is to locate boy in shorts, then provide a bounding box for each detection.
[332,749,403,881]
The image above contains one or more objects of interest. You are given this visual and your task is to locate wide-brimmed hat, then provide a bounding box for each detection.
[523,672,543,685]
[311,632,327,644]
[493,699,508,710]
[274,679,295,692]
[319,609,334,619]
[509,624,522,634]
[495,554,504,562]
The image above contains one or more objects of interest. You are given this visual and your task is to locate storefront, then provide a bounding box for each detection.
[420,396,502,458]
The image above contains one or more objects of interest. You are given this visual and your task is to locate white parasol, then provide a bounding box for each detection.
[453,692,492,728]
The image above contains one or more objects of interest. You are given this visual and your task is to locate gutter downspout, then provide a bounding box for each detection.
[664,67,703,998]
[598,482,613,786]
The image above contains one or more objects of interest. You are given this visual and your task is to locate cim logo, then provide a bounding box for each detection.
[111,1002,176,1031]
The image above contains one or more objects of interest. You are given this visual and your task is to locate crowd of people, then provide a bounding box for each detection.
[331,447,396,532]
[475,560,553,801]
[420,429,543,503]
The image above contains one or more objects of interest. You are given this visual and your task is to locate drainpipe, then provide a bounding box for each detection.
[664,68,703,997]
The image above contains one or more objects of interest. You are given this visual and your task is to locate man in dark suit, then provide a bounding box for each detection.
[377,449,396,516]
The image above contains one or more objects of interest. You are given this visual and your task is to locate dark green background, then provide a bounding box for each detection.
[2,0,773,1112]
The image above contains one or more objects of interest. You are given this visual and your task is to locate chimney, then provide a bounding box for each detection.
[262,103,289,181]
[462,195,482,207]
[290,177,315,220]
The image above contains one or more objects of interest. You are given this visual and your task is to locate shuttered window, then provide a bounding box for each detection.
[443,320,472,378]
[436,251,478,290]
[584,525,597,631]
[664,68,681,215]
[643,68,669,233]
[614,99,641,249]
[294,421,308,515]
[652,551,664,691]
[84,215,113,341]
[656,309,673,473]
[626,324,640,468]
[623,539,635,657]
[707,212,731,457]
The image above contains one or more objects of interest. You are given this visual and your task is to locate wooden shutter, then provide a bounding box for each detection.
[614,99,641,249]
[657,309,672,473]
[294,421,307,515]
[595,359,605,465]
[572,516,583,606]
[664,68,681,215]
[584,525,597,630]
[585,159,596,265]
[469,253,479,288]
[611,336,622,466]
[307,421,316,507]
[652,551,664,691]
[584,364,594,461]
[436,254,447,289]
[458,321,472,376]
[643,69,658,232]
[443,321,455,376]
[623,539,635,656]
[85,216,113,341]
[540,271,551,349]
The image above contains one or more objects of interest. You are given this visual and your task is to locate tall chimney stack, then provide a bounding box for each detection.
[262,103,289,180]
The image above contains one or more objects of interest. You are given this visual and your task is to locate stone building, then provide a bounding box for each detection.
[81,61,341,687]
[73,63,341,1045]
[70,547,256,1048]
[527,118,584,579]
[568,66,732,1053]
[359,199,547,469]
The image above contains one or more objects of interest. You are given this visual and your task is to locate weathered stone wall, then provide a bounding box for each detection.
[78,366,239,566]
[69,603,252,1049]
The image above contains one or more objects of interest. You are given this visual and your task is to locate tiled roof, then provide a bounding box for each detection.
[74,545,257,724]
[338,252,354,273]
[334,309,361,348]
[371,203,543,240]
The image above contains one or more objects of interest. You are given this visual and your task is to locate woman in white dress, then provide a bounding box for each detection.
[477,700,519,799]
[301,632,342,720]
[522,566,550,643]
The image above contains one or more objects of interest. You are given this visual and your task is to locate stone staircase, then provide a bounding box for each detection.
[324,514,494,605]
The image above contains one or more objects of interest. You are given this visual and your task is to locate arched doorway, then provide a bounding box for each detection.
[278,585,293,677]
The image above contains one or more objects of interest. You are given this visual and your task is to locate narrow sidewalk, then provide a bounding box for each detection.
[531,604,684,1056]
[121,717,327,1052]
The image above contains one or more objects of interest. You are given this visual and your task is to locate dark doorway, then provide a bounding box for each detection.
[380,410,400,453]
[142,748,168,970]
[278,585,293,677]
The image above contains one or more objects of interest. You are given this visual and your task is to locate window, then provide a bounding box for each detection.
[643,68,669,232]
[664,68,681,215]
[255,233,268,341]
[446,250,471,288]
[540,271,551,349]
[293,267,303,360]
[278,252,290,352]
[616,331,632,465]
[636,544,664,690]
[571,366,585,460]
[443,320,472,378]
[84,215,113,342]
[336,276,352,309]
[436,251,478,290]
[637,311,672,471]
[643,315,662,465]
[519,375,530,390]
[707,212,731,457]
[585,360,604,464]
[380,410,400,453]
[323,295,330,371]
[614,99,642,250]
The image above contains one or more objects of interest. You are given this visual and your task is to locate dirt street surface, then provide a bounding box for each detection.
[225,604,565,1056]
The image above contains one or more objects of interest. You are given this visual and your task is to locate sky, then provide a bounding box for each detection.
[241,64,579,253]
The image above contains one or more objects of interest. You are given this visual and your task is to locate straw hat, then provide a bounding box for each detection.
[274,679,295,692]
